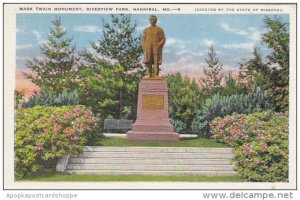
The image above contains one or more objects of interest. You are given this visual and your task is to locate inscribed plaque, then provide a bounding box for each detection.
[142,95,164,109]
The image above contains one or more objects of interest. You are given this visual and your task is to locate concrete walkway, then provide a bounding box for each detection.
[103,133,198,139]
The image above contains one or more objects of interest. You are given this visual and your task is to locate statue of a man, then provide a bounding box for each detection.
[142,15,166,78]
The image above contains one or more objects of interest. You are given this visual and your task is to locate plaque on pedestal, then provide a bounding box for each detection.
[127,79,179,142]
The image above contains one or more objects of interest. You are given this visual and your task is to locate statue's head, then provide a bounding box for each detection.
[149,15,157,26]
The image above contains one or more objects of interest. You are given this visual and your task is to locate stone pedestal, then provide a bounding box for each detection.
[127,79,179,142]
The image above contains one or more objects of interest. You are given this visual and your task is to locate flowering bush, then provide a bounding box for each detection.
[210,113,250,147]
[210,110,288,182]
[15,105,97,179]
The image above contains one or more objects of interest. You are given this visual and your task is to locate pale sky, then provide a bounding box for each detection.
[16,14,289,78]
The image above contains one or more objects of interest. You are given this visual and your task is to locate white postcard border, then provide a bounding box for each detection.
[3,3,297,189]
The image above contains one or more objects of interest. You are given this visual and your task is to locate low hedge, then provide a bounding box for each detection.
[191,87,274,137]
[15,105,97,179]
[210,110,288,182]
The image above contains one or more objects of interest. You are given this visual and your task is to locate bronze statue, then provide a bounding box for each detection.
[142,15,166,78]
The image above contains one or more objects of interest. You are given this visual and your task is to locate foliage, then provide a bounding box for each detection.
[24,16,77,94]
[239,48,272,91]
[210,113,250,147]
[15,105,97,179]
[166,72,204,133]
[91,14,143,73]
[239,17,289,112]
[169,119,187,134]
[210,111,288,182]
[21,90,79,108]
[212,71,248,97]
[90,14,144,118]
[199,46,224,94]
[191,87,274,137]
[262,16,289,112]
[15,90,25,109]
[77,51,137,120]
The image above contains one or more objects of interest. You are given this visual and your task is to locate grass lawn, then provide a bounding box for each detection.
[20,173,244,182]
[91,137,229,148]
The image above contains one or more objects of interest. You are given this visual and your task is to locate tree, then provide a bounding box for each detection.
[215,71,248,96]
[92,14,143,73]
[238,48,272,92]
[239,17,289,112]
[262,16,289,111]
[91,14,144,118]
[25,16,77,94]
[76,50,124,119]
[166,72,204,133]
[199,46,224,94]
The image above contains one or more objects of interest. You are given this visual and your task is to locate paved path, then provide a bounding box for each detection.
[103,133,198,139]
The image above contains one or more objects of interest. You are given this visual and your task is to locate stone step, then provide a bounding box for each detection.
[65,169,238,176]
[131,124,174,132]
[77,152,234,159]
[69,158,232,165]
[60,147,237,176]
[83,146,233,153]
[127,131,180,142]
[66,164,235,171]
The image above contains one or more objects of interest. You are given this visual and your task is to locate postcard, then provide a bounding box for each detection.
[3,3,297,190]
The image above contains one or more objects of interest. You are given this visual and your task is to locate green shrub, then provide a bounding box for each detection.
[169,118,187,133]
[191,87,273,137]
[210,111,288,182]
[15,105,97,179]
[166,72,204,133]
[22,90,79,108]
[15,90,25,109]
